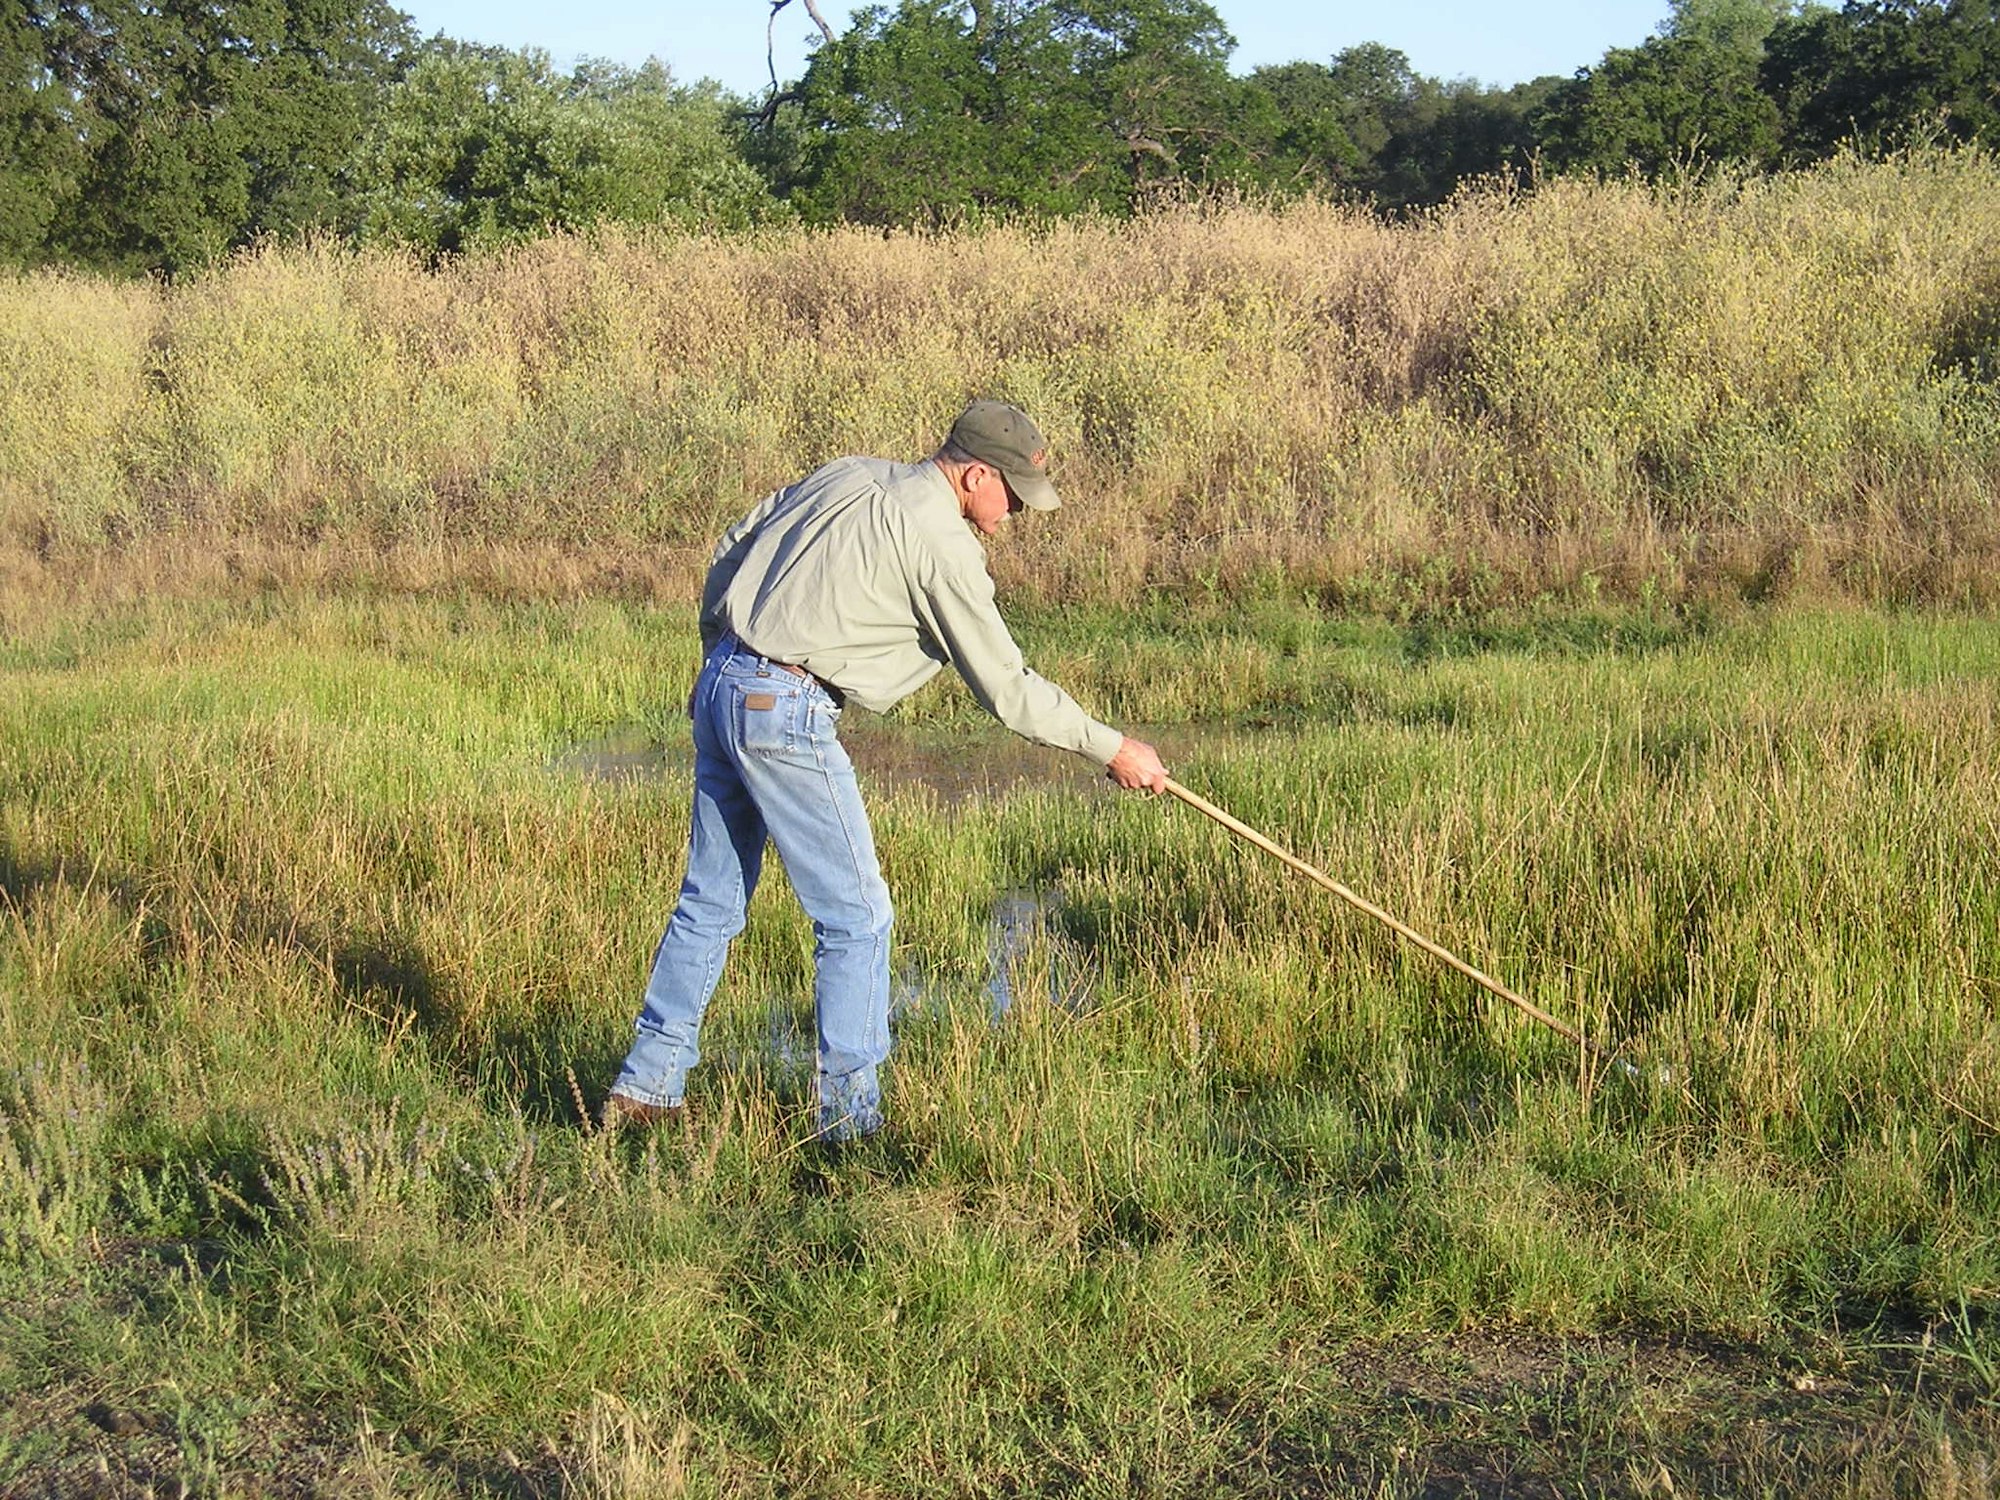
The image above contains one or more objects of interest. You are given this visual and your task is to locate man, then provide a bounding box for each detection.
[604,400,1169,1142]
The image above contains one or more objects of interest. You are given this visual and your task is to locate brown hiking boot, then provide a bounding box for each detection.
[599,1092,686,1131]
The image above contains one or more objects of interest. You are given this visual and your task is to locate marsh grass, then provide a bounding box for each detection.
[4,149,2000,609]
[1,587,1996,1493]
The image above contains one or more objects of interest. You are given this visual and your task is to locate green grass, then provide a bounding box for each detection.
[2,587,1997,1496]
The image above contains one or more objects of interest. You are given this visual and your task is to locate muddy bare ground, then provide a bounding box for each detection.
[5,1249,1994,1499]
[1278,1328,1999,1497]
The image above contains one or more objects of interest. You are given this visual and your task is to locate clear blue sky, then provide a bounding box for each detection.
[393,1,1674,96]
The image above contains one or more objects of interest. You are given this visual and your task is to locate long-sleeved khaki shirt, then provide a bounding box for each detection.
[701,456,1123,765]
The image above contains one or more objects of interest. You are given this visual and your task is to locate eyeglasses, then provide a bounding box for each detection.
[975,463,1021,513]
[986,466,1022,512]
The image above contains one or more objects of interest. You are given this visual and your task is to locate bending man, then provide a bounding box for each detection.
[605,400,1169,1142]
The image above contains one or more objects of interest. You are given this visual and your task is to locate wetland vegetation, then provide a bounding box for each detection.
[2,591,1996,1495]
[3,155,1999,1494]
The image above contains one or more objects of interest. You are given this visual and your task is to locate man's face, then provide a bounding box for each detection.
[962,463,1023,538]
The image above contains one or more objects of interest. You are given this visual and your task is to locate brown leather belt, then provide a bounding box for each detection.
[773,660,845,709]
[721,633,845,708]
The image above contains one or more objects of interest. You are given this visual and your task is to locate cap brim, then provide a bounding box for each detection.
[1003,467,1062,511]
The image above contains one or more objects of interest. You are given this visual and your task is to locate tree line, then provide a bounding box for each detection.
[4,0,1998,274]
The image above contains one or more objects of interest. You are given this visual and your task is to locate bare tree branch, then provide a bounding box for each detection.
[1123,131,1177,164]
[748,85,804,130]
[767,0,836,95]
[798,0,837,45]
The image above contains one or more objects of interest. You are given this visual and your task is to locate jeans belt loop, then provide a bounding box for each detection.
[720,630,842,707]
[775,659,844,709]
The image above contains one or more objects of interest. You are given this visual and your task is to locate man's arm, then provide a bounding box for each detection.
[914,566,1168,792]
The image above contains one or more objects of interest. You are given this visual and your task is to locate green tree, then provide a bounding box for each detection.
[1244,61,1364,191]
[769,0,1103,222]
[1665,0,1801,53]
[1070,0,1262,191]
[1311,42,1422,170]
[1764,0,2000,159]
[240,0,416,237]
[12,0,414,274]
[1533,26,1784,174]
[1248,46,1548,207]
[769,0,1268,224]
[0,2,86,263]
[1375,76,1555,206]
[353,46,777,252]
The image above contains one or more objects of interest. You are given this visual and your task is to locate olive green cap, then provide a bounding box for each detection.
[948,399,1062,511]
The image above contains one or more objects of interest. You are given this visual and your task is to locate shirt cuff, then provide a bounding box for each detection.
[1081,719,1124,766]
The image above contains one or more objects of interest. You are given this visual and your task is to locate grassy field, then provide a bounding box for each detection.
[4,144,1999,1496]
[2,580,1996,1496]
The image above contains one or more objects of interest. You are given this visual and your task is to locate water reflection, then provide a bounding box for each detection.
[718,887,1083,1085]
[554,716,1272,805]
[986,886,1094,1021]
[558,720,1128,1056]
[987,888,1046,1020]
[549,723,669,782]
[767,1001,811,1072]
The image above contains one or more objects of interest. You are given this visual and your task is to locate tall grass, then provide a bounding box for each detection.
[4,149,1999,606]
[2,589,1996,1491]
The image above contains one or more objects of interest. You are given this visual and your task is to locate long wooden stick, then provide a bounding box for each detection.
[1163,777,1618,1065]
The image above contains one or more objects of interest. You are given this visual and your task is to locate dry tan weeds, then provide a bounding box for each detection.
[4,153,1998,607]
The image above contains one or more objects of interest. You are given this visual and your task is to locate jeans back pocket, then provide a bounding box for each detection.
[737,682,794,754]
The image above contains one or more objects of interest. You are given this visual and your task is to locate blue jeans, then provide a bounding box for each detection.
[613,635,892,1140]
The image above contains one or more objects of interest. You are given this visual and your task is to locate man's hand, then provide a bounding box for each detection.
[1105,735,1169,794]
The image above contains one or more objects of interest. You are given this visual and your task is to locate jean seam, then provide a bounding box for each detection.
[813,732,889,1062]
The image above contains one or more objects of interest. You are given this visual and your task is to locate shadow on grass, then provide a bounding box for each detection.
[0,828,855,1142]
[0,831,448,1036]
[1398,604,1723,667]
[0,829,574,1116]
